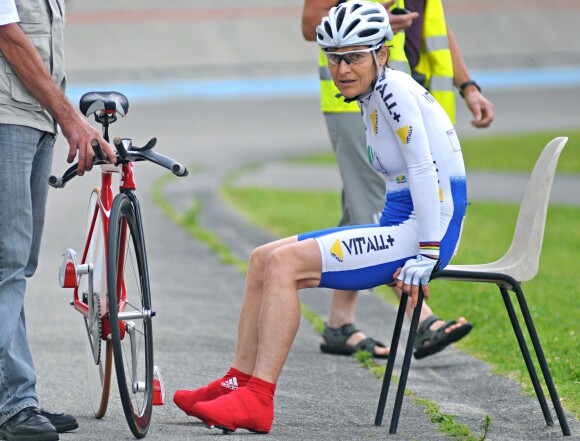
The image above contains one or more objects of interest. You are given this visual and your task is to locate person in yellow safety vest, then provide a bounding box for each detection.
[302,0,494,359]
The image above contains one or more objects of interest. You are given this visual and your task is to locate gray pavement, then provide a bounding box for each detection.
[21,1,580,440]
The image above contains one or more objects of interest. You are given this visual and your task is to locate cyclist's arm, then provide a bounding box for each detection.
[0,23,115,173]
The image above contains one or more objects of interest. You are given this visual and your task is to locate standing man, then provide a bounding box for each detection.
[0,1,116,440]
[302,0,494,359]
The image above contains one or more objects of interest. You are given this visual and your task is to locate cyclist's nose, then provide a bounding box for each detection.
[337,58,351,71]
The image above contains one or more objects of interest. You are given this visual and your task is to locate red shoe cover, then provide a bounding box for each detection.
[191,376,276,433]
[173,367,250,415]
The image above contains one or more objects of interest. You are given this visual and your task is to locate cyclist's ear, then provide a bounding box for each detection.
[377,45,388,67]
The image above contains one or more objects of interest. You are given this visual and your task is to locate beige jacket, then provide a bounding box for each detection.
[0,0,65,133]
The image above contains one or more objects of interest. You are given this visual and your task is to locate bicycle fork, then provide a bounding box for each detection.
[119,313,152,394]
[118,311,164,404]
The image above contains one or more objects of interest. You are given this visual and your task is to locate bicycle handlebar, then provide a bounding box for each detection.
[48,137,188,189]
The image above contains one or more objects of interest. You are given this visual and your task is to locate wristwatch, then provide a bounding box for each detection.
[459,80,481,98]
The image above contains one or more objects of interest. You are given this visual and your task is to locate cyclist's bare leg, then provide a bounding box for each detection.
[245,238,322,384]
[232,236,307,376]
[174,237,304,413]
[188,238,323,432]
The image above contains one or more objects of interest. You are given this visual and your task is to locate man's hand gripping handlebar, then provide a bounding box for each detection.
[49,137,188,189]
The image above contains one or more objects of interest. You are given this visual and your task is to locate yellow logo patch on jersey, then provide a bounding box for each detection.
[396,125,413,145]
[330,239,344,262]
[370,109,378,134]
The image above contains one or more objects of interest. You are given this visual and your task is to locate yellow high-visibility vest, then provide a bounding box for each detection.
[318,0,456,123]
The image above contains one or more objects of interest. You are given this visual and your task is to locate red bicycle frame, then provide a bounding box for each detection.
[72,162,137,340]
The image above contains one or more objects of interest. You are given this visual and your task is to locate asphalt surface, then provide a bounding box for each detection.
[22,1,580,440]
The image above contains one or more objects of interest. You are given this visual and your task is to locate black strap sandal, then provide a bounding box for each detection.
[413,314,473,360]
[320,323,389,359]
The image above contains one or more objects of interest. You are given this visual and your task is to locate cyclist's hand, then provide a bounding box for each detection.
[61,113,116,175]
[395,255,440,308]
[382,0,419,34]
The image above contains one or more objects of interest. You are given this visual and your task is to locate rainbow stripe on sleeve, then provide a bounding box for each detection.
[419,241,440,257]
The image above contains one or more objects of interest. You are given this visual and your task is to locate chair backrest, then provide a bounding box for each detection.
[495,136,568,281]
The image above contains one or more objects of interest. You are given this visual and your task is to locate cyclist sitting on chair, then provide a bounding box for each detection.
[173,1,467,434]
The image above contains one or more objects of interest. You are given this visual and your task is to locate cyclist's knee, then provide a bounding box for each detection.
[249,244,270,271]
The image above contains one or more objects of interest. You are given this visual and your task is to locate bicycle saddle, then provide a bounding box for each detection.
[80,91,129,118]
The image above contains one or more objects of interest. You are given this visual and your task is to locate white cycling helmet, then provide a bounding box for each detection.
[316,1,393,49]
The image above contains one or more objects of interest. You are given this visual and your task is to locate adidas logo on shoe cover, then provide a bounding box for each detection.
[221,377,238,390]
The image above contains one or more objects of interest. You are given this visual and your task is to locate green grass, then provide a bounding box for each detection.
[289,129,580,174]
[426,203,579,417]
[222,189,580,420]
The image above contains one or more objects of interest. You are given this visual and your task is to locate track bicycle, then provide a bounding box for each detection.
[50,91,188,438]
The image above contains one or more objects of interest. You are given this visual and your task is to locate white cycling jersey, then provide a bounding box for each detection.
[299,68,467,290]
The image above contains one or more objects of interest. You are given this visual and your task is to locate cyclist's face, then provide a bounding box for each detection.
[327,45,386,98]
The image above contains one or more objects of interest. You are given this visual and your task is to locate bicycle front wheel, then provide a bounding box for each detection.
[107,192,154,438]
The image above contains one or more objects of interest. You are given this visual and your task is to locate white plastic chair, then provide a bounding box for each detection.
[375,137,571,436]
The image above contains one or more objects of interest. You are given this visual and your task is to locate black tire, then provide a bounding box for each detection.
[107,192,154,438]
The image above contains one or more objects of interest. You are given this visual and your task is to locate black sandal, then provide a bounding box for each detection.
[320,323,389,359]
[413,314,473,360]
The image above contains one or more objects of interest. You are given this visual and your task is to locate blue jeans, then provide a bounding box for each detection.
[0,125,55,424]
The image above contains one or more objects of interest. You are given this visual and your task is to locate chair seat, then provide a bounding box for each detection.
[444,260,532,284]
[433,266,521,290]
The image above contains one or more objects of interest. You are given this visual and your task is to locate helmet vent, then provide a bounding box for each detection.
[323,21,333,36]
[350,3,363,12]
[359,29,379,38]
[344,18,361,38]
[360,8,380,16]
[336,7,346,30]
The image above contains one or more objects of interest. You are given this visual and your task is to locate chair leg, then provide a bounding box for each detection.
[389,291,424,434]
[500,287,553,425]
[512,285,571,436]
[375,292,408,426]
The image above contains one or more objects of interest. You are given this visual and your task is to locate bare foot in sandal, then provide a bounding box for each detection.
[428,316,469,334]
[414,314,473,359]
[320,323,390,359]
